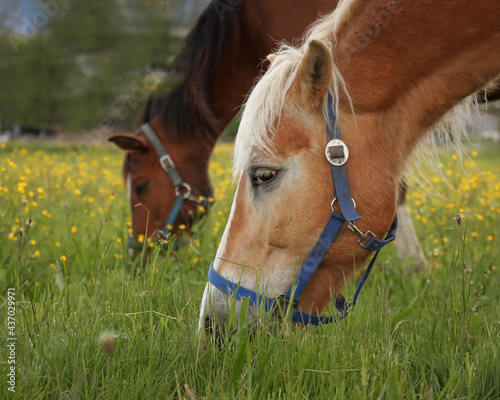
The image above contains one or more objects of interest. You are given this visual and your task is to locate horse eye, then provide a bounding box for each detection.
[135,181,149,195]
[252,169,277,185]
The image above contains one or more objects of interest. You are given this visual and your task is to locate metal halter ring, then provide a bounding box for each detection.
[175,183,192,199]
[330,197,356,213]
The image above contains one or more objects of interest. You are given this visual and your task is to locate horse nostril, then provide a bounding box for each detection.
[202,317,215,339]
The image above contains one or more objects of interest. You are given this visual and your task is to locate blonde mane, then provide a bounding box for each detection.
[232,2,356,179]
[232,0,474,181]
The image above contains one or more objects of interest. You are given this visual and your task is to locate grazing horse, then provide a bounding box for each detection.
[199,0,500,334]
[108,0,428,262]
[108,0,497,258]
[108,0,338,249]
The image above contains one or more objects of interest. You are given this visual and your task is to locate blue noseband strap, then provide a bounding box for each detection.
[208,215,397,325]
[207,97,397,325]
[208,263,277,311]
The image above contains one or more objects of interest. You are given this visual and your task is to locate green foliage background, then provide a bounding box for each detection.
[0,0,177,131]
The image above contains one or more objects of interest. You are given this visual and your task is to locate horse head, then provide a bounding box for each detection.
[199,0,500,337]
[109,117,214,251]
[200,38,398,336]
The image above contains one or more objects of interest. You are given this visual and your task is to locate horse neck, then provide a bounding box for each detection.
[295,0,500,313]
[334,0,500,163]
[204,2,274,136]
[208,0,342,135]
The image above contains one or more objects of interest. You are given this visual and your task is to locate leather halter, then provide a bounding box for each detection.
[207,98,398,325]
[127,123,214,250]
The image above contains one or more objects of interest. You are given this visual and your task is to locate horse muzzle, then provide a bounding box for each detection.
[198,282,267,339]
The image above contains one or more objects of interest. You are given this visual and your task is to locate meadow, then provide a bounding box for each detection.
[0,139,499,399]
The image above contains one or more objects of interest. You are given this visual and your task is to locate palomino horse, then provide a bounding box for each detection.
[108,0,438,264]
[199,0,500,333]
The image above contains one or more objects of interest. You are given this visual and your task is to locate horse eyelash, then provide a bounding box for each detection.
[252,168,278,185]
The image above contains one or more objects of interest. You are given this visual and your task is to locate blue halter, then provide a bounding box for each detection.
[208,98,398,325]
[127,123,214,250]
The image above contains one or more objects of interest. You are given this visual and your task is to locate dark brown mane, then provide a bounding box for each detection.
[140,2,245,142]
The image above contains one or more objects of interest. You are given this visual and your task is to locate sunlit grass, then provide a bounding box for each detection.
[0,140,499,399]
[404,148,499,271]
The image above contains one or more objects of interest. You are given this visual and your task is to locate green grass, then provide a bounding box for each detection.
[0,140,499,399]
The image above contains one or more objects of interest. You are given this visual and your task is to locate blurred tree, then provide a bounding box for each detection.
[0,0,179,133]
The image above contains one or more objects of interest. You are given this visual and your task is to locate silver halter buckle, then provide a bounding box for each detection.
[325,139,349,166]
[159,154,175,172]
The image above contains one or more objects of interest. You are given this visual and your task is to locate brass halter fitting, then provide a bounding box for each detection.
[347,221,377,248]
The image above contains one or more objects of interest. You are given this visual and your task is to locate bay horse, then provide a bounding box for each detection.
[108,0,442,263]
[199,0,500,334]
[108,0,338,250]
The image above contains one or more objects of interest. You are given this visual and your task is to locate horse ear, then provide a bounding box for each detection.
[267,54,277,63]
[295,39,333,108]
[108,133,149,152]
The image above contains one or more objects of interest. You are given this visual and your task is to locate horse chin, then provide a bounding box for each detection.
[200,291,302,344]
[128,246,153,261]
